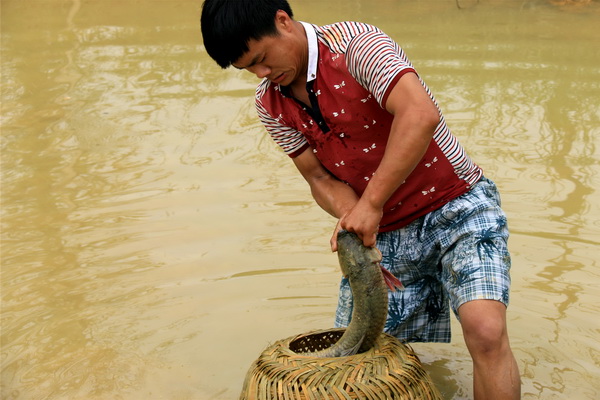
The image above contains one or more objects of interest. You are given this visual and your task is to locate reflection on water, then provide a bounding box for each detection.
[1,0,599,399]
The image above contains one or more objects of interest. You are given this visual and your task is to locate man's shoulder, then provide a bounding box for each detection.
[314,21,383,50]
[254,79,288,118]
[316,21,382,36]
[255,78,276,102]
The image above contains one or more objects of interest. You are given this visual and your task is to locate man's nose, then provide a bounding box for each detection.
[249,64,271,79]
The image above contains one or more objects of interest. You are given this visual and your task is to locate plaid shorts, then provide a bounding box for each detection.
[334,177,512,343]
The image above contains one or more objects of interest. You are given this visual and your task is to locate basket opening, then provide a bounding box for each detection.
[289,329,345,354]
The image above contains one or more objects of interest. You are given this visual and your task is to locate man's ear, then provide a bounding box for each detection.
[274,9,294,33]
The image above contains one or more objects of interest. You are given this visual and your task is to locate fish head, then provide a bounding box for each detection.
[336,230,382,277]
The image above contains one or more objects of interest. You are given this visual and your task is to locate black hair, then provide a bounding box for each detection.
[201,0,294,69]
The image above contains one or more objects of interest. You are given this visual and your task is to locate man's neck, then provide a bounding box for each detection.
[287,21,309,104]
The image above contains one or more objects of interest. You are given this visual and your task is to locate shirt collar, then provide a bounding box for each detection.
[280,21,318,98]
[299,21,318,83]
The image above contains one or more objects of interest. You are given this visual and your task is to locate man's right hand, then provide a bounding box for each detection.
[330,199,383,251]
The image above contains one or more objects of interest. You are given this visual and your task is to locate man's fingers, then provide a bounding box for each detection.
[330,218,345,252]
[362,232,377,248]
[330,233,338,252]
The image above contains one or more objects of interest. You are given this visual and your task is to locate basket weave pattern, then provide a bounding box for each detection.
[240,328,442,399]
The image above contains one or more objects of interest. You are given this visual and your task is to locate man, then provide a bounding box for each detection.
[201,1,520,398]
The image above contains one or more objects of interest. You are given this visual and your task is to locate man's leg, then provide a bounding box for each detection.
[458,299,520,400]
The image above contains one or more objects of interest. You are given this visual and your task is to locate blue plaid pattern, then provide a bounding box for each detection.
[334,177,512,343]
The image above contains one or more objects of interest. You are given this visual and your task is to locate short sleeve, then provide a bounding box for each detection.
[345,30,416,108]
[255,84,309,158]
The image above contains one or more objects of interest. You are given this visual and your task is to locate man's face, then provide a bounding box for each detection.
[232,17,305,87]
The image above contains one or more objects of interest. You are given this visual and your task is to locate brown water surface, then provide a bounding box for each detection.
[1,0,599,399]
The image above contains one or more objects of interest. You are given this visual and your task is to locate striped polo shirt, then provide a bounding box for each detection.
[255,21,482,231]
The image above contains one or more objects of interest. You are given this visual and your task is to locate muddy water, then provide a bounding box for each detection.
[1,0,599,399]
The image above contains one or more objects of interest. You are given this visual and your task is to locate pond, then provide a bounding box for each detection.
[1,0,599,399]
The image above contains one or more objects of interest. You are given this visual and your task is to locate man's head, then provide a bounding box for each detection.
[201,0,294,69]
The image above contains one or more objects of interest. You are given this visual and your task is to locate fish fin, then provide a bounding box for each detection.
[339,335,365,357]
[381,267,404,291]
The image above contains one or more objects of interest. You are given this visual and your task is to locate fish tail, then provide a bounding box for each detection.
[338,334,365,357]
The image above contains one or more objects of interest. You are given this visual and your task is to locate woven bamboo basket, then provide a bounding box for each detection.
[240,328,442,399]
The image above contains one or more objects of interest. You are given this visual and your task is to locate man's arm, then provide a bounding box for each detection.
[292,147,359,247]
[339,72,440,247]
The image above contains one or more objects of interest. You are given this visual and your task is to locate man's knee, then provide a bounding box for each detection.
[458,300,509,356]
